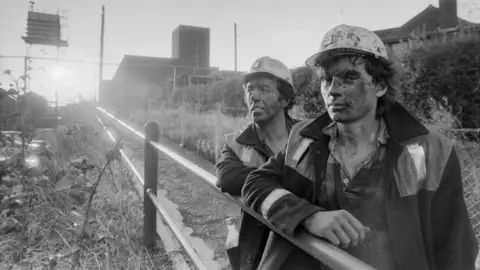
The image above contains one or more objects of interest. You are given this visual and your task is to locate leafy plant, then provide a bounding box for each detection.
[398,31,480,134]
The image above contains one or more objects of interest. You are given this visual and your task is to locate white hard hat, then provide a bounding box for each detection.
[245,56,294,89]
[305,24,389,67]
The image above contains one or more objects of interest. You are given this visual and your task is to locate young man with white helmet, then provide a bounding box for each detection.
[216,56,298,270]
[242,24,478,269]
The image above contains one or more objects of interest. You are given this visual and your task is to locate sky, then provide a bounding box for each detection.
[0,0,479,104]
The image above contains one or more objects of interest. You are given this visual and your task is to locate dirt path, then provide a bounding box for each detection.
[95,108,241,270]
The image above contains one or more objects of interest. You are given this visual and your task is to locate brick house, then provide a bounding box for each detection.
[374,0,480,57]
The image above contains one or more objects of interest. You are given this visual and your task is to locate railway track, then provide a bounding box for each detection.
[94,108,239,270]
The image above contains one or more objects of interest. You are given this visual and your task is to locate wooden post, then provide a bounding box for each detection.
[144,121,160,249]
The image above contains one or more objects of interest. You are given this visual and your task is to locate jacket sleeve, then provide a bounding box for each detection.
[242,150,324,236]
[215,141,254,196]
[431,148,478,270]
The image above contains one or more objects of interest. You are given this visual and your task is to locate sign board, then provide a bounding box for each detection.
[21,11,68,47]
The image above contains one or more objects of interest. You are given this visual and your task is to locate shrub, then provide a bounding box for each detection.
[399,32,480,132]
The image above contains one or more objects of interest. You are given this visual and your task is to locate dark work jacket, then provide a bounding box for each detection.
[242,103,478,270]
[216,116,297,270]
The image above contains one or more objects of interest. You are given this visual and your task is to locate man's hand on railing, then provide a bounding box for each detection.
[303,210,370,249]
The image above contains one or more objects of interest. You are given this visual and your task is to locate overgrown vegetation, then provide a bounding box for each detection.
[0,106,171,269]
[399,31,480,133]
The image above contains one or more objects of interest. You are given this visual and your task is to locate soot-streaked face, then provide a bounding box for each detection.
[317,56,386,123]
[244,76,284,124]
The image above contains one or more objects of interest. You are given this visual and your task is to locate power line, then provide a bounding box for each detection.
[0,54,222,71]
[0,55,118,66]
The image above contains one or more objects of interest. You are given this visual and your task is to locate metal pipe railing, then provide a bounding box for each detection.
[96,106,376,270]
[95,115,208,270]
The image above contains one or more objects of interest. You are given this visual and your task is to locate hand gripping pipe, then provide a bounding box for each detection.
[96,106,376,270]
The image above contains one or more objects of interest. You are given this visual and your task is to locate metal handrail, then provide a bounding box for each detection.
[95,115,208,270]
[96,106,376,270]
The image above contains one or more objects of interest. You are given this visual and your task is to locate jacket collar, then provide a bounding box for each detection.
[299,102,429,143]
[236,115,298,146]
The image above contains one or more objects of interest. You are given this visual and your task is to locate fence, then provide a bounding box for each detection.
[441,128,480,240]
[95,106,376,270]
[114,100,480,245]
[109,101,250,165]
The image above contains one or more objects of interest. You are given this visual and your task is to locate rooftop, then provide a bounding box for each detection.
[374,4,480,43]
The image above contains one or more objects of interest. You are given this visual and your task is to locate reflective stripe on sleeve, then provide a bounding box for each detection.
[260,189,293,220]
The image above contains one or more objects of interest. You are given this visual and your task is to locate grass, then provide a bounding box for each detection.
[129,103,250,164]
[0,104,172,269]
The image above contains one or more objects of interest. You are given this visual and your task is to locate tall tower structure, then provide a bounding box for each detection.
[171,25,210,69]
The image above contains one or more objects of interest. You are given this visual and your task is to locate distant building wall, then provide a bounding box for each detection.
[171,25,210,68]
[386,28,480,59]
[109,24,214,111]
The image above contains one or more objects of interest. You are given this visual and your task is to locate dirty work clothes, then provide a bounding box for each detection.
[216,115,297,194]
[242,103,478,270]
[216,115,297,270]
[320,119,396,270]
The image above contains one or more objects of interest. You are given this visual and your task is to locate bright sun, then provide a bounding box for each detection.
[52,67,63,80]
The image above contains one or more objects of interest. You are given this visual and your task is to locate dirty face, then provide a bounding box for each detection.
[244,76,286,124]
[317,56,386,123]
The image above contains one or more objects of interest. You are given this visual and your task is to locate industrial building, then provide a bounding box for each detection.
[101,24,228,108]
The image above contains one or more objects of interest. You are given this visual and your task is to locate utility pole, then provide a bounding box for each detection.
[98,5,105,103]
[23,44,30,94]
[195,44,199,75]
[93,72,97,102]
[234,23,238,72]
[172,67,176,93]
[196,44,200,113]
[20,55,27,115]
[55,47,59,114]
[23,56,28,94]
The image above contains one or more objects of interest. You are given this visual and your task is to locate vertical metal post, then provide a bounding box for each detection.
[173,67,177,93]
[234,23,238,72]
[144,121,160,249]
[23,56,28,93]
[98,5,105,103]
[196,44,200,114]
[55,47,59,114]
[180,105,185,146]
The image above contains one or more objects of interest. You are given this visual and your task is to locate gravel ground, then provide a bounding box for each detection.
[95,107,241,270]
